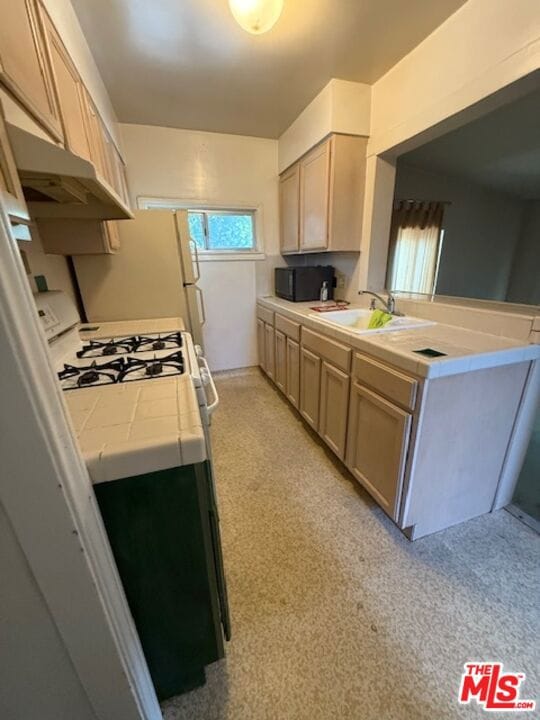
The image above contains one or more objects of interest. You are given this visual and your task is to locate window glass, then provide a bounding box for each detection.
[207,213,255,250]
[188,212,205,249]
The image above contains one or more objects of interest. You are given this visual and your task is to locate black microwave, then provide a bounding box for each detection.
[275,266,335,302]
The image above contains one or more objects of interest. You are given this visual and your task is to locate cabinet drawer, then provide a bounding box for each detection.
[352,353,417,412]
[275,313,300,342]
[301,327,351,373]
[256,304,274,326]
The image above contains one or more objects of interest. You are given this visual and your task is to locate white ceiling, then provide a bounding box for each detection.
[71,0,466,138]
[399,85,540,200]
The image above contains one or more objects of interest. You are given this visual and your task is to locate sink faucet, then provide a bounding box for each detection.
[359,290,398,314]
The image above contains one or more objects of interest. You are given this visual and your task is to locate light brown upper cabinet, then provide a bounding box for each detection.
[82,87,131,205]
[37,218,120,255]
[300,140,331,251]
[280,134,367,254]
[101,125,130,205]
[41,9,91,162]
[82,88,108,179]
[0,0,63,141]
[0,103,28,221]
[279,163,300,252]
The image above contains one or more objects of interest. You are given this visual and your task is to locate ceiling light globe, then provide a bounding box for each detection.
[228,0,284,35]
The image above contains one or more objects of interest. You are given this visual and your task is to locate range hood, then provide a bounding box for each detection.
[7,123,133,220]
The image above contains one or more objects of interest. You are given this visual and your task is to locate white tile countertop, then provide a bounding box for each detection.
[65,374,206,485]
[258,296,540,379]
[78,316,186,340]
[63,315,205,485]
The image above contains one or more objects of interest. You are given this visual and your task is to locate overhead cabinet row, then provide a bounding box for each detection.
[279,133,367,254]
[0,0,130,226]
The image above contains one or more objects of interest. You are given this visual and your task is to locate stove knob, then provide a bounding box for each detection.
[194,344,203,357]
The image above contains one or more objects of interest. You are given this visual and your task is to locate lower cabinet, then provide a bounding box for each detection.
[319,361,350,460]
[299,346,321,430]
[346,381,411,520]
[257,318,266,373]
[274,329,287,393]
[286,338,300,409]
[264,323,275,380]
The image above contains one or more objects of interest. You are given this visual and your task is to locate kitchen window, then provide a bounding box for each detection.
[187,210,256,252]
[137,198,263,260]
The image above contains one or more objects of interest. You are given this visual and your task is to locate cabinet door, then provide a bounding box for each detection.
[257,319,266,372]
[82,89,108,180]
[274,329,287,394]
[300,139,331,251]
[300,346,321,430]
[264,323,275,381]
[103,130,130,204]
[43,14,90,162]
[346,382,411,520]
[279,163,299,253]
[104,221,120,253]
[319,361,350,460]
[37,218,119,254]
[0,103,28,220]
[0,0,62,140]
[286,338,300,409]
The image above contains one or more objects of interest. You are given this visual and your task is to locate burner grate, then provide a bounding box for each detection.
[77,338,136,358]
[59,358,125,389]
[135,332,183,353]
[119,351,184,383]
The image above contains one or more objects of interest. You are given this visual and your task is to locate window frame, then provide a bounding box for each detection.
[137,197,265,262]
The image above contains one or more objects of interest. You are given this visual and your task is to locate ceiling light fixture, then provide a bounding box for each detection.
[228,0,284,35]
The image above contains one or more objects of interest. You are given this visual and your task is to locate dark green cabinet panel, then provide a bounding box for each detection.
[94,463,224,700]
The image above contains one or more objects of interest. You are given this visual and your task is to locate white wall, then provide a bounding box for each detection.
[507,200,540,305]
[369,0,540,158]
[394,164,525,301]
[120,123,280,371]
[362,0,540,292]
[278,79,371,172]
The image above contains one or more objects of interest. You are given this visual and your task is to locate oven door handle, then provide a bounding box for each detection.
[199,355,219,414]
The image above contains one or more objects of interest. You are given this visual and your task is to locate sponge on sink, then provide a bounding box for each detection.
[368,309,393,329]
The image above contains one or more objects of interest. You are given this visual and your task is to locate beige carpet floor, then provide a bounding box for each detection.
[162,369,539,720]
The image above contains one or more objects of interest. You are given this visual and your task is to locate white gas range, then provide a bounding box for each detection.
[36,290,219,483]
[35,290,232,666]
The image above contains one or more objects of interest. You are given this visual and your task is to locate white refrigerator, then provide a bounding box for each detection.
[73,210,206,348]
